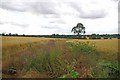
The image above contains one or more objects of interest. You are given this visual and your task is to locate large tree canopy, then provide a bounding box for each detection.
[71,23,85,36]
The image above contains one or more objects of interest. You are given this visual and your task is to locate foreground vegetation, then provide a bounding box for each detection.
[2,36,120,78]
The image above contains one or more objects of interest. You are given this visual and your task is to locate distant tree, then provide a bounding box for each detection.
[9,33,11,36]
[15,33,18,36]
[103,34,109,39]
[96,34,101,39]
[71,23,85,36]
[56,34,59,36]
[92,34,96,36]
[2,32,5,36]
[23,34,25,36]
[90,34,96,39]
[52,34,56,36]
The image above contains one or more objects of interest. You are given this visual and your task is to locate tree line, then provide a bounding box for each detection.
[0,33,119,39]
[0,23,120,39]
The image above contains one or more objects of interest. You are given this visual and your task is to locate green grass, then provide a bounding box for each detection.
[29,49,66,77]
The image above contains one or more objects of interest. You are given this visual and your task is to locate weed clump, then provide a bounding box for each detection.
[65,41,97,56]
[60,60,79,78]
[30,49,66,78]
[97,60,120,78]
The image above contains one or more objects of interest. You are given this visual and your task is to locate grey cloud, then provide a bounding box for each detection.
[10,22,28,28]
[1,1,27,12]
[43,14,61,19]
[69,2,107,19]
[50,20,66,24]
[112,0,120,2]
[0,21,9,25]
[28,2,57,14]
[41,26,53,29]
[0,0,57,15]
[0,21,28,27]
[79,9,107,19]
[41,25,61,29]
[0,21,5,24]
[57,20,66,24]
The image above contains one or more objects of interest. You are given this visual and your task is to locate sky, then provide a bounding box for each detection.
[0,0,119,35]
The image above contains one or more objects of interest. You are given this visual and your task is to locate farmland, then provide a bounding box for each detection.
[1,36,120,78]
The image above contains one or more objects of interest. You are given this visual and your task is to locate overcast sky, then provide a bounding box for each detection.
[0,0,119,35]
